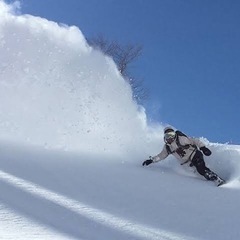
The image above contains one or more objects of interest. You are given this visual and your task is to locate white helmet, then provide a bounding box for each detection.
[164,126,175,134]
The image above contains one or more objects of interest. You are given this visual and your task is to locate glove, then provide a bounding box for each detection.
[142,157,153,166]
[200,146,212,156]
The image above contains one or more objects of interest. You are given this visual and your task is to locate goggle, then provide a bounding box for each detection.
[164,131,176,140]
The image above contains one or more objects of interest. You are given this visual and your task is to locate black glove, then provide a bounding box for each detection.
[200,146,211,156]
[142,159,153,166]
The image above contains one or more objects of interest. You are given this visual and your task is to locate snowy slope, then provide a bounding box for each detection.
[0,141,240,240]
[0,1,240,239]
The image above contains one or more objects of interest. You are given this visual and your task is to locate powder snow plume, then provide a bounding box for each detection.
[0,1,163,158]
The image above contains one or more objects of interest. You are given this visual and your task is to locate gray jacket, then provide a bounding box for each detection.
[152,134,205,164]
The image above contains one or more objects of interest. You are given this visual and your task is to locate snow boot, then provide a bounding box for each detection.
[204,170,218,181]
[204,170,225,186]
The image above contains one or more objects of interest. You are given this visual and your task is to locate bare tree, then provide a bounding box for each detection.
[87,34,148,103]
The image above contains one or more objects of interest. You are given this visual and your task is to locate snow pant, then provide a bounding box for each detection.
[191,150,218,181]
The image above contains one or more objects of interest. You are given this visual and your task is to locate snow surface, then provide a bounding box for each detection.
[0,1,240,239]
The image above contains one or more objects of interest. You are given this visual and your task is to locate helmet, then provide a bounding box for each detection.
[164,127,176,144]
[164,126,175,134]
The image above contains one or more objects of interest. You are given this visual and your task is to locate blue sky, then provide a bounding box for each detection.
[10,0,240,144]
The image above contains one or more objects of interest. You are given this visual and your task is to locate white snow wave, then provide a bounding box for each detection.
[0,0,162,158]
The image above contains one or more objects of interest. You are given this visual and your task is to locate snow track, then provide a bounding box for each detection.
[0,203,70,240]
[0,170,196,240]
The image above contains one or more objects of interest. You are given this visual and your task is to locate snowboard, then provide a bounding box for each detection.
[216,178,226,187]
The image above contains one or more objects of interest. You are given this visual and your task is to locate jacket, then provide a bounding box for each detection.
[152,134,205,164]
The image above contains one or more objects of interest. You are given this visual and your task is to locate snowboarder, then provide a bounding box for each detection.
[142,127,225,186]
